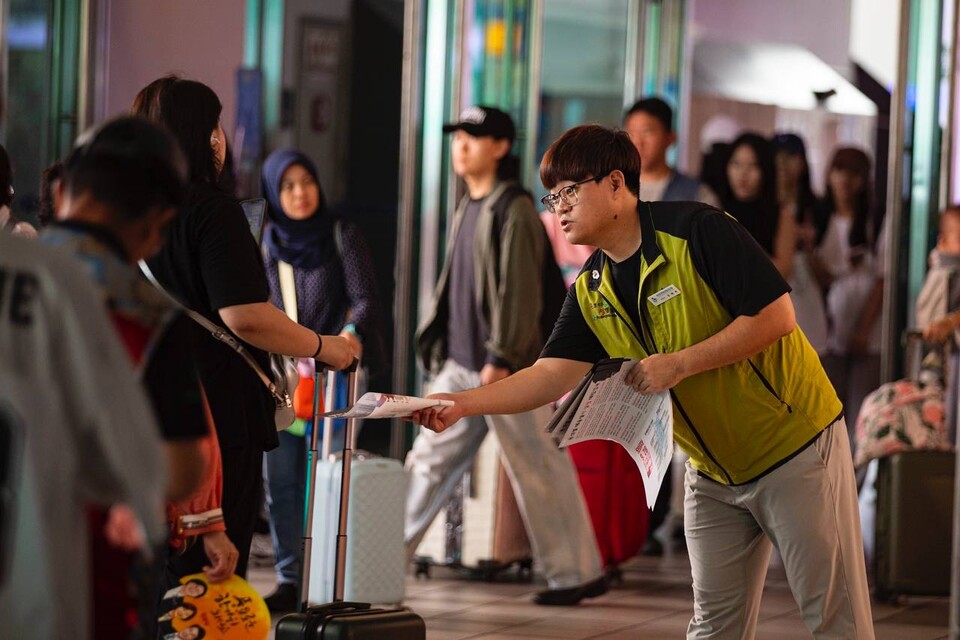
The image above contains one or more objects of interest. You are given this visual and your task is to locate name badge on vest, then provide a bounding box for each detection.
[648,284,681,306]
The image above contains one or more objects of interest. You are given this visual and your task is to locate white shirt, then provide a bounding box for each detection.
[0,234,165,640]
[817,215,889,354]
[639,173,721,207]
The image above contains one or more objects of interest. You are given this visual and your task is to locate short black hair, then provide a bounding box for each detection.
[540,125,640,196]
[38,161,63,226]
[62,116,186,221]
[624,97,673,132]
[131,76,222,185]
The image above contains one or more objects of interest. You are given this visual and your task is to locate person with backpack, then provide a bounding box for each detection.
[405,106,605,606]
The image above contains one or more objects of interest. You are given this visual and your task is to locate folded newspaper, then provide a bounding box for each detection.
[322,392,454,419]
[546,358,673,509]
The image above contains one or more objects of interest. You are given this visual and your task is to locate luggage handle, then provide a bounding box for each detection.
[299,358,360,612]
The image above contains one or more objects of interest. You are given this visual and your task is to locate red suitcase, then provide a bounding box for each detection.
[568,440,649,573]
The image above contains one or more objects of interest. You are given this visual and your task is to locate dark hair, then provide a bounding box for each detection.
[721,133,779,254]
[183,625,206,639]
[130,76,176,123]
[0,143,12,208]
[699,142,731,199]
[177,602,198,619]
[820,147,877,250]
[218,136,237,196]
[38,161,63,227]
[62,116,186,221]
[722,133,777,208]
[624,97,673,132]
[185,578,207,596]
[131,76,222,185]
[540,125,640,196]
[771,132,817,225]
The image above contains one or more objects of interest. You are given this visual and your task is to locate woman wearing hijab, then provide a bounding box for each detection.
[260,148,385,612]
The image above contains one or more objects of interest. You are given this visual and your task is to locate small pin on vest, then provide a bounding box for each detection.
[592,270,600,280]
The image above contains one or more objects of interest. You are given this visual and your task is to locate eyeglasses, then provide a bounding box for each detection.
[540,175,605,213]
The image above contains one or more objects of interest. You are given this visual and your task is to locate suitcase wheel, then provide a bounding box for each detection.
[476,559,501,581]
[413,557,432,579]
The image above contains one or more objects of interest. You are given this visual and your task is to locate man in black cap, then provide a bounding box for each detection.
[405,106,606,605]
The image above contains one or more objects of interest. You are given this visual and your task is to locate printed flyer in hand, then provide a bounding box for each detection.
[546,358,673,508]
[322,392,454,419]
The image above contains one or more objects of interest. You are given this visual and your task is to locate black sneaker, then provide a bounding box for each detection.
[533,576,608,606]
[264,582,298,613]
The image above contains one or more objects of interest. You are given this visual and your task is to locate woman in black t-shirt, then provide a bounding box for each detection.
[720,133,796,280]
[132,77,357,582]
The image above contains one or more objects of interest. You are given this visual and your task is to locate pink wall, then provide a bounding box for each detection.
[689,0,853,72]
[100,0,245,136]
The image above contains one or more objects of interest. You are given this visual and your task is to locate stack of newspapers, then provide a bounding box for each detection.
[546,358,674,508]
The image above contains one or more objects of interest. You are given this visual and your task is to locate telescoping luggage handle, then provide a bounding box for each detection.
[300,357,360,612]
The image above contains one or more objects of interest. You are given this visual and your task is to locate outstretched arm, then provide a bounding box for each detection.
[414,357,592,432]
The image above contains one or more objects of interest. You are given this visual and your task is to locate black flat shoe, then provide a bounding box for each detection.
[264,582,298,613]
[533,576,608,606]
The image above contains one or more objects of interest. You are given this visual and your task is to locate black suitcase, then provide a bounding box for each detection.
[873,450,955,601]
[276,361,425,639]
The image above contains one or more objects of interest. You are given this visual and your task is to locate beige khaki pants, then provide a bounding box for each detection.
[685,420,874,639]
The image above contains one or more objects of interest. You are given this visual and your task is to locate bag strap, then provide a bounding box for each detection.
[278,261,298,324]
[138,260,282,401]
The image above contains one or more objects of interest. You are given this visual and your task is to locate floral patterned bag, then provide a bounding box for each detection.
[854,348,952,467]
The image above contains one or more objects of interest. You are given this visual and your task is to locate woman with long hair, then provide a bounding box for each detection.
[771,132,827,354]
[720,133,796,279]
[131,77,356,589]
[816,147,885,444]
[258,148,385,611]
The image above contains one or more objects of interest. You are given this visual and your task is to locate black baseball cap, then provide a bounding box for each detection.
[443,106,516,142]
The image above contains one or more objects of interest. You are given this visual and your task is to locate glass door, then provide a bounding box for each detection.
[533,0,631,200]
[1,0,83,226]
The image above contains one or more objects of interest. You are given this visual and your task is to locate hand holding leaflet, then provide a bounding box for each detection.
[323,392,454,420]
[546,358,673,508]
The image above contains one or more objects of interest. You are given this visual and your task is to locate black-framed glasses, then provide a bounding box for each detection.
[540,174,605,213]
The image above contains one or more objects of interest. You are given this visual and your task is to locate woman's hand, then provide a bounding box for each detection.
[923,316,957,343]
[317,334,359,370]
[339,329,363,360]
[202,531,239,582]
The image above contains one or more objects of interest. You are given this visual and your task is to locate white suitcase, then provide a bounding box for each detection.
[308,452,406,604]
[303,366,407,605]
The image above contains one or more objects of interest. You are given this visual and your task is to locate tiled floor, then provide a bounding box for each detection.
[248,538,951,639]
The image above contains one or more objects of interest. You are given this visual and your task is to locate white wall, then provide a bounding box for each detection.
[98,0,245,136]
[849,0,901,90]
[689,0,853,74]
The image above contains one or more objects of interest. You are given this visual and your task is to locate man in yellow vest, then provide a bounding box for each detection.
[414,125,874,640]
